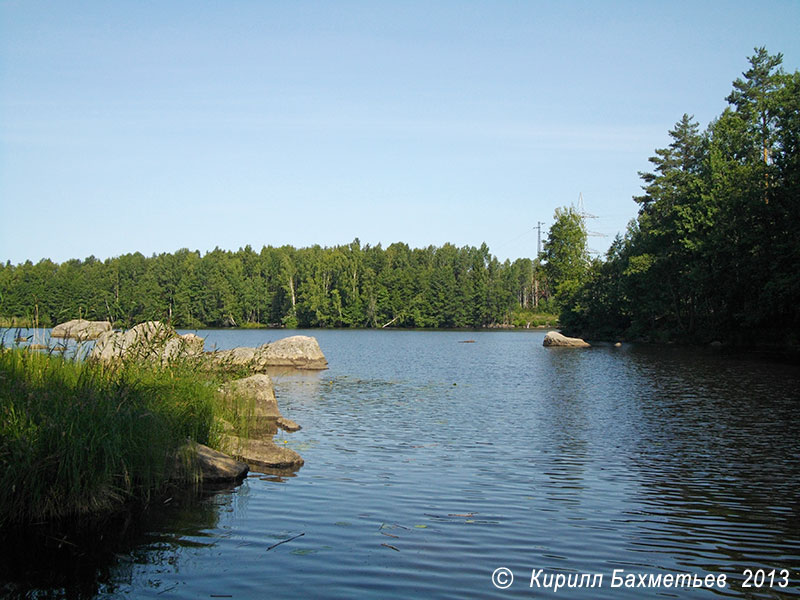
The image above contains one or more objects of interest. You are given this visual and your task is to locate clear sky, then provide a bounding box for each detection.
[2,0,799,265]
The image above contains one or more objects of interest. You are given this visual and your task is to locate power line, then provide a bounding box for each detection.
[491,226,536,254]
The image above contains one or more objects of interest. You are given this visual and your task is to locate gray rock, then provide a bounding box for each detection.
[220,435,304,470]
[172,442,248,484]
[51,319,112,340]
[543,331,591,348]
[207,346,262,371]
[218,374,280,418]
[91,321,203,363]
[169,332,204,356]
[277,417,302,432]
[207,335,327,372]
[257,335,328,369]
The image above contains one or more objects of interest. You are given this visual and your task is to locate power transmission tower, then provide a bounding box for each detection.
[576,192,597,220]
[575,192,606,254]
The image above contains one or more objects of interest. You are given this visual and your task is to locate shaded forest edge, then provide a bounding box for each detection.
[549,48,800,355]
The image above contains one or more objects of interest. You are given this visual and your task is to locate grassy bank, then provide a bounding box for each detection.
[0,347,239,527]
[508,309,559,328]
[0,317,38,328]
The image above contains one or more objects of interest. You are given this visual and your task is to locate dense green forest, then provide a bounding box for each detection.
[0,240,553,329]
[557,48,800,346]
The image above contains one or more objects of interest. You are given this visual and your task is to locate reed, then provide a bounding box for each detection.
[0,346,230,527]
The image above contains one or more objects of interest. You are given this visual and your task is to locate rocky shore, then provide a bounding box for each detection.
[53,319,324,483]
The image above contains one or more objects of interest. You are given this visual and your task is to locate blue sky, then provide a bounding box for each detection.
[2,0,799,265]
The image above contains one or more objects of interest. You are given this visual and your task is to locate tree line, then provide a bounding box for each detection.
[0,240,554,329]
[5,48,794,342]
[551,48,799,346]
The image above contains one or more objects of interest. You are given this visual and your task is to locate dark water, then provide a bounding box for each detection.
[3,329,799,598]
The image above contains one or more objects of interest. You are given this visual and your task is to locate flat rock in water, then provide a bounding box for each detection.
[205,335,327,372]
[51,319,112,340]
[277,417,302,432]
[221,435,304,470]
[542,331,591,348]
[173,442,248,483]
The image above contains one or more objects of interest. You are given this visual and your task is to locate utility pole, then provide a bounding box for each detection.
[534,221,545,309]
[536,221,545,258]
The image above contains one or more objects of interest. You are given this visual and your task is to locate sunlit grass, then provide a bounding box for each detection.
[0,345,252,527]
[509,308,559,328]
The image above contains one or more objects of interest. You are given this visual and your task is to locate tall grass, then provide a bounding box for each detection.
[0,347,227,527]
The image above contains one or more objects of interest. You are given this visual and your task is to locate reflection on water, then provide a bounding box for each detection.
[1,329,798,598]
[0,485,235,598]
[2,327,95,359]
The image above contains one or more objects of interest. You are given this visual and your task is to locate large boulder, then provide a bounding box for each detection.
[91,321,204,363]
[257,335,328,369]
[220,435,304,470]
[51,319,112,341]
[207,346,262,371]
[216,373,303,467]
[165,332,205,359]
[543,331,591,348]
[218,374,280,418]
[206,335,327,372]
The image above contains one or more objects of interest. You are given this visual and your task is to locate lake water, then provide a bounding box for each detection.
[2,329,799,598]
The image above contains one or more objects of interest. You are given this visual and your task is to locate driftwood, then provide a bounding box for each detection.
[266,532,305,552]
[382,315,400,328]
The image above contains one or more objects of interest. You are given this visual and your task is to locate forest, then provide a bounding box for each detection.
[555,48,800,347]
[1,49,797,346]
[0,240,552,330]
